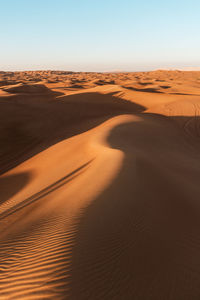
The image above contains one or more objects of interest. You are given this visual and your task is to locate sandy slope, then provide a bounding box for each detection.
[1,71,200,299]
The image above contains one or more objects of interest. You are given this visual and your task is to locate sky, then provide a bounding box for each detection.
[0,0,200,72]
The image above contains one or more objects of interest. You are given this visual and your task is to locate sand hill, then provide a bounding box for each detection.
[1,70,200,299]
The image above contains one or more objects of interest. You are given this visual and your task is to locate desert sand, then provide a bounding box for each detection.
[1,70,200,299]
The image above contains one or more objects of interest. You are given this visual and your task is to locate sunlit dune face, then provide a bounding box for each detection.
[1,70,200,299]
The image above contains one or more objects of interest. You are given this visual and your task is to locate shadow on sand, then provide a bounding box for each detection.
[69,113,200,300]
[0,91,145,175]
[0,160,93,220]
[0,172,32,205]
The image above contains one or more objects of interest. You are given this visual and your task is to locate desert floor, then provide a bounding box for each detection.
[1,70,200,299]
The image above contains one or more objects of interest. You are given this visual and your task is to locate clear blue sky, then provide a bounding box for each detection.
[1,0,200,71]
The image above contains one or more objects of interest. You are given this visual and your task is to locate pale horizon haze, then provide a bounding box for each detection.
[1,0,200,72]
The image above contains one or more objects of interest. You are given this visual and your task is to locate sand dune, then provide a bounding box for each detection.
[1,71,200,299]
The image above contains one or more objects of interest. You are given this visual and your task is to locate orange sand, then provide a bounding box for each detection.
[1,70,200,299]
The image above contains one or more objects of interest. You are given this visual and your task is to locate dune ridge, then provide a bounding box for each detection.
[1,70,200,299]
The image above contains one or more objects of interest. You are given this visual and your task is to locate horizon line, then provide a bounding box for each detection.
[1,67,200,73]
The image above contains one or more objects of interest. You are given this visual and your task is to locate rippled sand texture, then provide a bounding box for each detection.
[1,70,200,299]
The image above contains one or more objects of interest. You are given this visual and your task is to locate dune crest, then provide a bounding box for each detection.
[1,71,200,299]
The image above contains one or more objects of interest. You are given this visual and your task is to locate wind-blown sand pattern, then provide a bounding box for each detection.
[1,70,200,299]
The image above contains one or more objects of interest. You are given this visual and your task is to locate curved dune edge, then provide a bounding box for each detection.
[1,112,200,299]
[1,71,200,299]
[0,115,136,299]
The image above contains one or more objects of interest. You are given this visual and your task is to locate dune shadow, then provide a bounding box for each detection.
[0,91,145,175]
[160,85,171,89]
[169,92,200,96]
[94,80,115,85]
[122,85,162,93]
[0,160,93,220]
[67,84,85,89]
[0,172,32,205]
[2,83,64,97]
[69,114,200,299]
[137,82,153,86]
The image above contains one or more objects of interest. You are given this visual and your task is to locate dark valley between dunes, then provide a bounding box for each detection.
[1,70,200,299]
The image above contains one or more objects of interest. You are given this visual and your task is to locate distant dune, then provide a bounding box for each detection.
[1,70,200,299]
